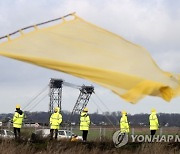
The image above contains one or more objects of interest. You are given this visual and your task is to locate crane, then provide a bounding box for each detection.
[49,78,94,115]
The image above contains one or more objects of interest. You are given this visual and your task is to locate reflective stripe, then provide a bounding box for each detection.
[80,114,90,130]
[50,112,62,129]
[51,117,60,120]
[120,116,130,133]
[13,112,24,128]
[149,113,159,130]
[120,121,128,123]
[13,123,21,125]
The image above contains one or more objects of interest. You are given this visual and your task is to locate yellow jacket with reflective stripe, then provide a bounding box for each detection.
[120,114,130,133]
[50,112,62,129]
[13,111,24,128]
[149,112,159,130]
[80,112,90,130]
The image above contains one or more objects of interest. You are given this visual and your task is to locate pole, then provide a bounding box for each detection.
[100,127,102,141]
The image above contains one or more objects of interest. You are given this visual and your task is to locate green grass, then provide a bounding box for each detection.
[72,126,180,141]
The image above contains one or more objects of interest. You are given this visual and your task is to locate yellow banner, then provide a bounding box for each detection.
[0,14,179,103]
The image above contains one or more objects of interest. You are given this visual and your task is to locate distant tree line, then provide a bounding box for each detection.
[0,111,180,127]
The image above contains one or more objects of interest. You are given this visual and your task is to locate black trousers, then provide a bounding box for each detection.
[82,130,88,141]
[150,130,156,141]
[151,130,156,136]
[50,129,58,140]
[14,127,21,140]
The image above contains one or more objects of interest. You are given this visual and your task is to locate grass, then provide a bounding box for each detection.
[0,139,179,154]
[72,126,180,141]
[1,126,179,153]
[6,126,180,142]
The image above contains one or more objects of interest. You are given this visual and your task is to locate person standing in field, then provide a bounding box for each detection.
[149,108,159,138]
[80,107,90,142]
[13,104,24,140]
[49,107,62,140]
[120,110,130,133]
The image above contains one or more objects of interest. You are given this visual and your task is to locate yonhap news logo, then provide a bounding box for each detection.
[112,131,128,148]
[113,131,180,148]
[131,134,180,143]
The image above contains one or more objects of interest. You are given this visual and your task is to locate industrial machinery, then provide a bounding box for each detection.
[49,78,94,115]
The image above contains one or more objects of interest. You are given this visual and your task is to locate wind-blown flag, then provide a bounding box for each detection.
[0,14,180,103]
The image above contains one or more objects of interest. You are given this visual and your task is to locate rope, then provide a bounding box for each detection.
[91,97,116,129]
[22,94,48,125]
[22,85,48,110]
[94,93,119,123]
[0,12,76,40]
[27,94,48,112]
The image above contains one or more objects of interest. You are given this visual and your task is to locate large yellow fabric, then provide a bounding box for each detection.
[0,14,180,103]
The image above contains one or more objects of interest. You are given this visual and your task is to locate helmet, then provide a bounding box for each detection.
[151,108,156,113]
[54,107,60,112]
[122,110,127,114]
[16,104,21,109]
[83,108,88,112]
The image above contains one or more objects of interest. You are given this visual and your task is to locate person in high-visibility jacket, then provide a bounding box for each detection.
[80,108,90,142]
[149,108,159,137]
[13,104,24,140]
[120,111,130,133]
[50,107,62,140]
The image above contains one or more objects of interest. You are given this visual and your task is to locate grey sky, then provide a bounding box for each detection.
[0,0,180,114]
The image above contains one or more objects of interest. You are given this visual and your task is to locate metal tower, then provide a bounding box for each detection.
[71,86,94,115]
[49,78,63,114]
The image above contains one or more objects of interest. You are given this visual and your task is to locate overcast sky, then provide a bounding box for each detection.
[0,0,180,114]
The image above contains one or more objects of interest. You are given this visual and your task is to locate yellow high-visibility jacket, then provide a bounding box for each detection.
[13,110,24,128]
[50,112,62,130]
[149,112,159,130]
[120,115,130,133]
[80,112,90,131]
